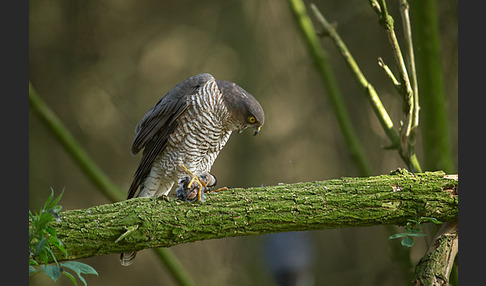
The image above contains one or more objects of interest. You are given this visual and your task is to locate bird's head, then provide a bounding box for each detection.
[217,80,265,135]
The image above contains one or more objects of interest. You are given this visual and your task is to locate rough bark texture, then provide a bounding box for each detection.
[413,221,458,286]
[32,170,458,263]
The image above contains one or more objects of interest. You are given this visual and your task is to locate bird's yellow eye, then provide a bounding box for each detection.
[248,116,256,124]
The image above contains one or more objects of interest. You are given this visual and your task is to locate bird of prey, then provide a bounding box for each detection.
[120,73,264,266]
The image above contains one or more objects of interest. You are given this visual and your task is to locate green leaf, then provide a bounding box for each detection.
[401,236,415,247]
[409,227,422,234]
[404,222,414,233]
[29,259,39,266]
[47,233,60,244]
[41,264,61,281]
[62,261,99,276]
[38,251,49,265]
[45,226,57,236]
[35,238,47,255]
[47,233,63,248]
[388,233,409,240]
[407,219,419,225]
[50,188,64,208]
[29,265,40,276]
[42,189,55,212]
[407,232,427,237]
[38,211,54,230]
[44,246,59,266]
[62,271,79,286]
[54,242,68,257]
[420,217,442,224]
[45,226,68,257]
[51,205,63,215]
[62,261,99,286]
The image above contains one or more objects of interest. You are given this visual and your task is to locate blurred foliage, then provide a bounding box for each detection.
[29,0,457,285]
[29,190,99,285]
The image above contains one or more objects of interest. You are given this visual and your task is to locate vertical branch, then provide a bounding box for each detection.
[308,4,399,148]
[410,0,454,173]
[399,0,420,165]
[287,0,371,176]
[307,3,422,172]
[413,221,458,286]
[373,0,418,170]
[410,0,457,284]
[370,0,422,172]
[399,0,419,137]
[29,83,125,203]
[290,1,456,284]
[377,0,414,99]
[153,248,196,286]
[399,0,421,172]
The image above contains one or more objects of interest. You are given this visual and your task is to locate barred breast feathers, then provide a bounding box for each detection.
[165,78,232,175]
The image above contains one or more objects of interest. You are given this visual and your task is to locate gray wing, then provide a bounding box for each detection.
[127,73,215,199]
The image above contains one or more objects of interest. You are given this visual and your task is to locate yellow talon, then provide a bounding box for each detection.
[179,163,206,201]
[208,187,228,193]
[178,163,227,201]
[198,185,203,201]
[179,163,194,176]
[188,176,198,189]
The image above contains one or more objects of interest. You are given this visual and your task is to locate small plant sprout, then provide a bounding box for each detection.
[388,217,442,247]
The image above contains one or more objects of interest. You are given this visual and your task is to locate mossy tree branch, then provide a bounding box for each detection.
[413,220,458,286]
[30,171,457,264]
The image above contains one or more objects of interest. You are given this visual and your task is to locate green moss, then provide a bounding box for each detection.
[35,171,457,263]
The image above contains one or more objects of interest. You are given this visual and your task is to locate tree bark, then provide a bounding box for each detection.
[31,170,457,263]
[413,221,458,286]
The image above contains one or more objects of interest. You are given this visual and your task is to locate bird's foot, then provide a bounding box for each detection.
[206,187,229,193]
[176,177,202,202]
[177,164,217,202]
[176,178,229,201]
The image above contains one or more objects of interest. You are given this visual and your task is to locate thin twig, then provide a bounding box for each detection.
[378,57,401,89]
[287,0,371,176]
[374,0,418,169]
[368,0,381,14]
[399,0,420,149]
[377,0,413,97]
[308,2,422,172]
[309,3,400,150]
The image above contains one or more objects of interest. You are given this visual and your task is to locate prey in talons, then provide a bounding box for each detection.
[176,163,228,202]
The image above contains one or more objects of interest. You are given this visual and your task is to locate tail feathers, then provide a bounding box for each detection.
[120,252,137,266]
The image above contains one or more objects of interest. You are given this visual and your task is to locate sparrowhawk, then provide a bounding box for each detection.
[120,73,264,266]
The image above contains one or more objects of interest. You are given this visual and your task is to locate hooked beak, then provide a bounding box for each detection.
[253,126,262,136]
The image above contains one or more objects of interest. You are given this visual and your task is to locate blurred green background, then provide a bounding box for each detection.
[29,0,457,285]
